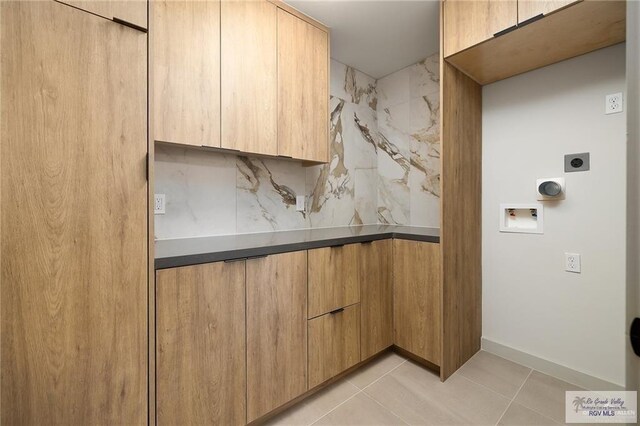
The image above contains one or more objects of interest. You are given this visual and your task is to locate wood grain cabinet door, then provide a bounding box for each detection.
[246,251,308,422]
[360,240,394,361]
[221,0,278,156]
[393,240,442,366]
[156,262,246,426]
[58,0,147,29]
[277,8,329,163]
[518,0,581,23]
[153,0,221,147]
[1,2,147,424]
[443,0,518,57]
[308,304,361,388]
[308,244,360,318]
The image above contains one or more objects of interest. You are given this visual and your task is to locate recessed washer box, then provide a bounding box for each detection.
[499,203,544,234]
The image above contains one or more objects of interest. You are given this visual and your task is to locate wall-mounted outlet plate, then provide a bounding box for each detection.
[154,194,165,215]
[296,195,306,212]
[605,92,623,114]
[565,252,581,273]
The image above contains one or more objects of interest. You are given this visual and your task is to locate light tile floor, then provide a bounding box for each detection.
[265,351,587,425]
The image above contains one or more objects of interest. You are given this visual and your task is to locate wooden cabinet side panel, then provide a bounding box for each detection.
[441,61,482,379]
[277,8,329,162]
[221,0,277,155]
[360,240,393,360]
[58,0,147,29]
[153,0,220,147]
[246,251,308,422]
[308,304,360,388]
[308,244,360,318]
[443,0,517,57]
[156,263,246,425]
[1,2,147,424]
[518,0,580,23]
[393,240,441,365]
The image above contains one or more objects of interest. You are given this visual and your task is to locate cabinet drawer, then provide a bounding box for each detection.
[308,304,361,388]
[308,244,360,318]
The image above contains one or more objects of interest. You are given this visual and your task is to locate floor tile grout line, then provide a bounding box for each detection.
[308,388,363,426]
[454,371,524,403]
[358,358,409,392]
[494,369,534,426]
[308,358,409,426]
[358,389,411,425]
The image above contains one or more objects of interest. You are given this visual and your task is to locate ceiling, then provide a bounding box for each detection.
[285,0,440,79]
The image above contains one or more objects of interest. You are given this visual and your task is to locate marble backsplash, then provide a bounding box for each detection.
[155,55,440,240]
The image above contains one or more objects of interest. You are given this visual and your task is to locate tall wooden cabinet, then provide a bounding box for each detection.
[156,262,246,425]
[246,252,308,422]
[1,1,148,424]
[153,0,221,148]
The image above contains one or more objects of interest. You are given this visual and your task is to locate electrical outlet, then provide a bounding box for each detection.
[154,194,165,215]
[296,195,306,212]
[605,92,623,114]
[565,253,581,273]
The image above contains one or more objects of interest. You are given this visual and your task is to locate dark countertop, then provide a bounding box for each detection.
[155,225,440,270]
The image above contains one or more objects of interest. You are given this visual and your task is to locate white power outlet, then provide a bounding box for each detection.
[605,92,623,114]
[565,253,581,273]
[296,195,306,212]
[154,194,165,215]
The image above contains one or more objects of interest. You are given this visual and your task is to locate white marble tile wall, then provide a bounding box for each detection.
[377,53,441,228]
[154,55,440,240]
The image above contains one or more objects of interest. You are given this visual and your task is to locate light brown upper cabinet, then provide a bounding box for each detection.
[156,262,246,426]
[58,0,147,29]
[1,2,147,424]
[221,0,278,156]
[308,244,360,318]
[246,252,308,422]
[443,0,517,57]
[518,0,580,23]
[277,8,329,163]
[360,241,394,360]
[393,240,442,366]
[154,0,221,148]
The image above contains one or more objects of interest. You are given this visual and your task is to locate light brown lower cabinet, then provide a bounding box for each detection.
[308,244,360,318]
[393,240,442,366]
[246,252,308,422]
[308,304,361,388]
[360,240,394,360]
[156,262,246,426]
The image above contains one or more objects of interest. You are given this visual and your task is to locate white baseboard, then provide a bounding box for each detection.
[481,338,624,391]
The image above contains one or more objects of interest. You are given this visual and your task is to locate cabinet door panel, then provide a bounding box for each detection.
[156,262,246,426]
[154,0,220,147]
[518,0,581,23]
[308,304,360,388]
[360,240,393,360]
[1,2,147,424]
[277,8,329,162]
[247,252,307,422]
[444,0,517,57]
[308,244,360,318]
[393,240,441,365]
[59,0,147,29]
[221,0,277,155]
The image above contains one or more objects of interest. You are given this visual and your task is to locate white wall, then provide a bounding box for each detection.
[482,44,627,386]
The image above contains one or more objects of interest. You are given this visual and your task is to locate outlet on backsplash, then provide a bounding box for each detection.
[296,195,306,212]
